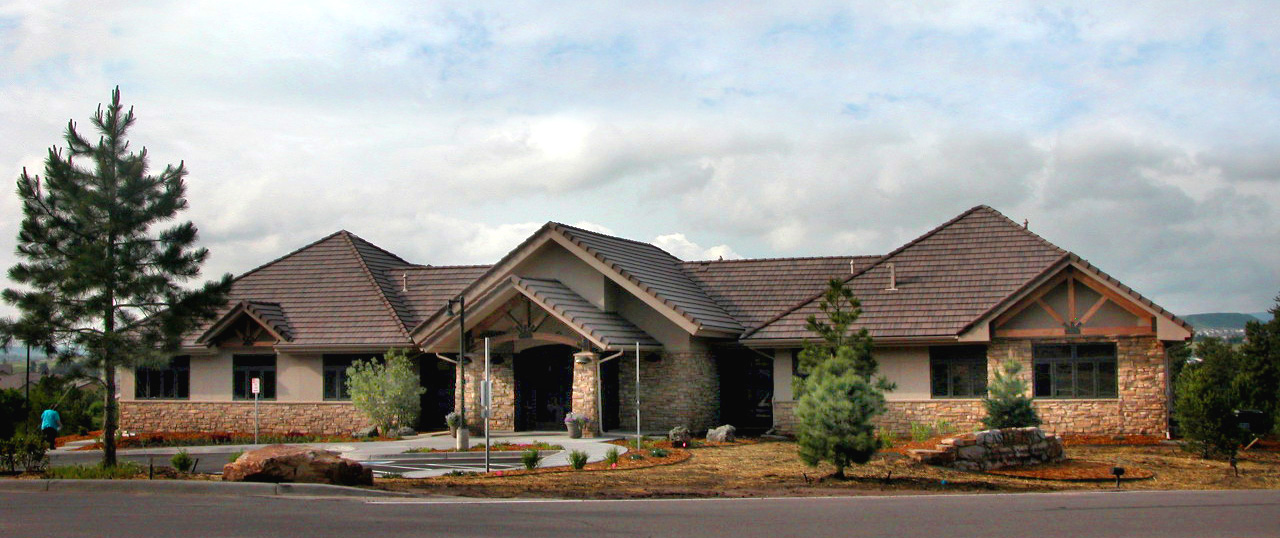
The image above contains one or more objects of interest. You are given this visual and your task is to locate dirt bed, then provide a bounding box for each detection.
[377,439,1280,499]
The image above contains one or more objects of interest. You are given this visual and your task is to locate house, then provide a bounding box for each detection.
[117,205,1192,436]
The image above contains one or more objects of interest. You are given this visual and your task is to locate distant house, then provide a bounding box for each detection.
[118,206,1192,436]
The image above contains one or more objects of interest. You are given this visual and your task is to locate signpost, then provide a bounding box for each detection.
[483,337,492,473]
[251,377,261,445]
[635,342,641,451]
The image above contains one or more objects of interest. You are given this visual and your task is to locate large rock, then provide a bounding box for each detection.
[222,444,372,486]
[668,426,692,447]
[706,424,736,443]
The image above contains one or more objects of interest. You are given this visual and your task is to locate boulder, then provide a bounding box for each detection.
[668,426,692,447]
[222,444,372,486]
[393,426,417,438]
[706,424,736,443]
[354,425,379,438]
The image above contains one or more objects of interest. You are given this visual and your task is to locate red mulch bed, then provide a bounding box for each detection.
[54,430,102,448]
[78,431,396,450]
[1060,434,1167,447]
[986,459,1154,481]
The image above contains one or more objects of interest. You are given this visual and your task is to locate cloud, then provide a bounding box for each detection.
[651,233,742,261]
[1,1,1279,317]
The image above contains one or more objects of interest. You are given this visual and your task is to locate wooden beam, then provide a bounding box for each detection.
[993,272,1072,328]
[993,328,1066,338]
[1036,298,1066,325]
[1073,272,1152,319]
[995,325,1154,338]
[1079,295,1109,325]
[1067,276,1077,321]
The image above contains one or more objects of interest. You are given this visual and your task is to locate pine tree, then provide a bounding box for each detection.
[982,360,1041,429]
[1237,294,1280,432]
[1175,338,1249,458]
[793,279,893,478]
[1,88,231,466]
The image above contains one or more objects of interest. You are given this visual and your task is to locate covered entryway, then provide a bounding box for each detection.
[417,357,455,431]
[514,344,574,430]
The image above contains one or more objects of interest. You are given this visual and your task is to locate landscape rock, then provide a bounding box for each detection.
[393,426,417,438]
[668,426,692,447]
[354,425,378,438]
[222,444,372,486]
[706,424,736,443]
[913,427,1065,471]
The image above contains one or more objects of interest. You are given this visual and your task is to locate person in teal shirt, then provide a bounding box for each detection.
[40,408,61,450]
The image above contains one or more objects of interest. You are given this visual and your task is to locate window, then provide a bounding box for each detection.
[1033,343,1117,399]
[233,355,276,400]
[135,356,189,399]
[322,355,377,400]
[930,346,988,398]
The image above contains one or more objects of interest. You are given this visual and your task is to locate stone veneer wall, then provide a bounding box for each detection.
[571,354,600,436]
[458,353,516,433]
[773,336,1170,436]
[618,351,719,432]
[120,401,372,435]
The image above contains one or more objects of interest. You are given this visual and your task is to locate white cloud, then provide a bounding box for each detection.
[651,233,742,261]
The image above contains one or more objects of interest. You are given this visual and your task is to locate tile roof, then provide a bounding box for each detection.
[513,276,661,349]
[194,300,295,344]
[745,206,1069,341]
[392,265,493,328]
[183,231,418,348]
[554,223,744,334]
[681,256,880,330]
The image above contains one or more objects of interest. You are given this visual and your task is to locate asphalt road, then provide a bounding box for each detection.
[2,489,1278,537]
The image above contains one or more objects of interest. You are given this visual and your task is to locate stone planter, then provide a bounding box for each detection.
[567,422,583,439]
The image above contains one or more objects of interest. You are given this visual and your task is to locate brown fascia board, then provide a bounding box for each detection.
[415,278,526,352]
[740,335,966,349]
[408,224,559,341]
[1065,255,1194,333]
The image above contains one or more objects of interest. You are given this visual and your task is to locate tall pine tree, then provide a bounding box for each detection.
[793,279,894,478]
[1,88,231,466]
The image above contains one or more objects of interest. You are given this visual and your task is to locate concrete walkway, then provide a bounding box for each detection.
[53,430,632,478]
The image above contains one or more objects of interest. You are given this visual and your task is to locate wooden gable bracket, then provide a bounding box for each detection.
[993,267,1155,338]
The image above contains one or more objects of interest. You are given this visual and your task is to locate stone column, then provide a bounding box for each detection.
[571,351,599,437]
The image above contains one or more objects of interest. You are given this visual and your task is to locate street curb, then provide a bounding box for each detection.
[0,479,413,498]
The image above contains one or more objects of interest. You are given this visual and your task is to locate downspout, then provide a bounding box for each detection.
[596,349,625,434]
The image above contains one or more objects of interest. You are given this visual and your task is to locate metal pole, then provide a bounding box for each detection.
[456,296,469,450]
[635,342,641,451]
[24,344,30,404]
[484,337,491,473]
[254,389,260,445]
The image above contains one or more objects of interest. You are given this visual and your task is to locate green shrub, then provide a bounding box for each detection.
[346,349,426,435]
[46,462,143,480]
[876,429,895,449]
[568,450,588,470]
[933,420,956,436]
[0,390,29,440]
[628,453,645,461]
[1176,339,1250,458]
[982,361,1041,429]
[909,422,935,442]
[604,447,620,465]
[170,449,194,472]
[0,432,48,473]
[520,448,543,470]
[648,448,669,458]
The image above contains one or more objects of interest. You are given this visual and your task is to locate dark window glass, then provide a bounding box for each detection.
[322,355,378,400]
[1032,343,1118,399]
[929,346,988,398]
[135,356,189,399]
[233,355,276,400]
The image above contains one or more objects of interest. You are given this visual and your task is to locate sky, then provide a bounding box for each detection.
[0,1,1277,316]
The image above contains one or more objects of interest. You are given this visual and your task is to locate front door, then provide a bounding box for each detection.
[514,344,574,431]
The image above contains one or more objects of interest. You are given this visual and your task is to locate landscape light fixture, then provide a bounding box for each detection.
[1111,465,1125,487]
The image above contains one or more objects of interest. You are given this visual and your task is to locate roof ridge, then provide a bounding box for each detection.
[226,230,351,285]
[551,221,672,252]
[681,254,881,265]
[343,230,415,266]
[402,264,495,271]
[977,206,1070,256]
[742,205,1027,338]
[339,232,415,340]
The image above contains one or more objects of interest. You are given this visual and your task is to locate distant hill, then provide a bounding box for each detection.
[1183,313,1267,330]
[1253,312,1272,321]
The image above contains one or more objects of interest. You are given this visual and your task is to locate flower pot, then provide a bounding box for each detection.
[449,426,458,438]
[568,422,583,439]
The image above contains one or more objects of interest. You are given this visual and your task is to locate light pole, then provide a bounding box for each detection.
[446,296,468,450]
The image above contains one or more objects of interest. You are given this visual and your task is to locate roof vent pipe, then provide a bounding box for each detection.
[887,263,898,291]
[849,259,855,274]
[402,272,408,292]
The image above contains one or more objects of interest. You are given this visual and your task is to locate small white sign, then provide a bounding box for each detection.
[251,377,261,395]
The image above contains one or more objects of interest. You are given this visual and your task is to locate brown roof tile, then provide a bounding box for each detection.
[681,256,880,330]
[514,276,661,348]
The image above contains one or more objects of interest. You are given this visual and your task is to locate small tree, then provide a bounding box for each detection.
[1,88,231,466]
[793,279,893,478]
[346,349,425,434]
[1237,294,1280,432]
[1175,338,1249,458]
[982,360,1041,429]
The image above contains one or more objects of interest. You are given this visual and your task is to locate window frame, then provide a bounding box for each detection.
[232,354,277,400]
[929,346,988,399]
[134,356,190,400]
[1032,343,1118,399]
[322,354,378,401]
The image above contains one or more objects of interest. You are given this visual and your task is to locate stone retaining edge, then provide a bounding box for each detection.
[0,479,413,497]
